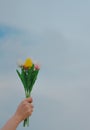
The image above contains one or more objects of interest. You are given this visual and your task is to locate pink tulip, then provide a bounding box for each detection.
[34,64,40,70]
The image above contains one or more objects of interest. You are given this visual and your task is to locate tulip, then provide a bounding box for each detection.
[23,58,33,68]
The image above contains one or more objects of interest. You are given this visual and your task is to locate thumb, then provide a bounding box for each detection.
[25,97,33,103]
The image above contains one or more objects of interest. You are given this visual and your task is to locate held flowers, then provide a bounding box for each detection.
[16,58,40,127]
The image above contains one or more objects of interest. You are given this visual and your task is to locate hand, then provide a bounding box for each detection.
[14,97,34,123]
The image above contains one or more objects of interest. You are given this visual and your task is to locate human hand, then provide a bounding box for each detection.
[14,97,34,124]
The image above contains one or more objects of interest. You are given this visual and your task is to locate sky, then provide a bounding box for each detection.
[0,0,90,130]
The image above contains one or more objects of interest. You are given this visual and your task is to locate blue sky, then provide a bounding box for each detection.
[0,0,90,130]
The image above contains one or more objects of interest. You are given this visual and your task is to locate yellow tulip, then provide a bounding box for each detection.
[23,58,33,68]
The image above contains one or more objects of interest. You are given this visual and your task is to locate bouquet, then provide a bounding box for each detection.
[16,58,40,127]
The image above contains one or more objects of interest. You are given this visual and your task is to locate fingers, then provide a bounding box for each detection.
[29,103,34,110]
[24,97,34,112]
[24,102,34,117]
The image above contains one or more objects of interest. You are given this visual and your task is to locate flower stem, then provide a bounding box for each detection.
[23,90,30,127]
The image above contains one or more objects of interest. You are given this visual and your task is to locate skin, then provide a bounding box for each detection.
[1,97,34,130]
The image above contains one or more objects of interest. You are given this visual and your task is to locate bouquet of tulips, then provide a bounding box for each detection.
[16,58,40,127]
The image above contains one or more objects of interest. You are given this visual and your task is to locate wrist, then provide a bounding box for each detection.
[1,114,21,130]
[12,114,21,126]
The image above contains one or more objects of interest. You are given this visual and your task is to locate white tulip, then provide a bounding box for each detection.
[17,59,23,67]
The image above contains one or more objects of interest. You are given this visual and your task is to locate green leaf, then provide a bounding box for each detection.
[16,69,22,79]
[16,69,26,91]
[28,70,39,92]
[21,69,28,90]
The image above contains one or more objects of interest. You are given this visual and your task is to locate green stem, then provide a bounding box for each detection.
[23,90,30,127]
